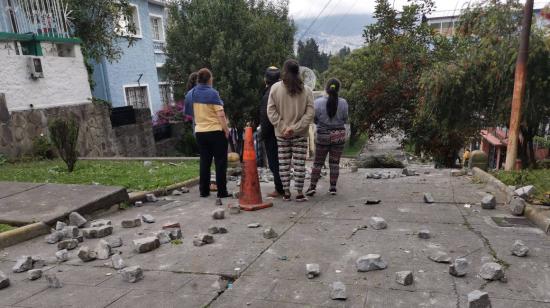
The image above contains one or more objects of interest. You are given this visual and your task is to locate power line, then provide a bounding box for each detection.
[298,0,335,42]
[328,0,361,36]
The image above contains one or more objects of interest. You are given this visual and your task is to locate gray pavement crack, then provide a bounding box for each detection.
[451,278,460,308]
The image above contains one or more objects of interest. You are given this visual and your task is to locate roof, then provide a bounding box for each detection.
[481,130,506,147]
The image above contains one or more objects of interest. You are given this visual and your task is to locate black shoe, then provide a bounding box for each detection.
[217,192,231,198]
[295,194,308,202]
[283,193,292,202]
[305,187,316,197]
[329,188,337,195]
[200,193,210,198]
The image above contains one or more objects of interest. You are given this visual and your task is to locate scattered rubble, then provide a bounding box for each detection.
[511,240,529,257]
[27,269,43,281]
[193,233,214,247]
[306,263,320,279]
[263,227,278,239]
[95,239,112,260]
[449,258,468,277]
[509,197,526,216]
[82,225,113,239]
[479,262,504,281]
[247,223,261,228]
[229,205,241,215]
[395,271,414,286]
[166,228,183,240]
[356,254,387,272]
[481,194,496,210]
[121,217,142,228]
[467,290,491,308]
[141,214,156,224]
[55,221,67,231]
[171,189,182,196]
[133,237,161,253]
[57,239,78,251]
[180,187,190,194]
[13,256,33,273]
[111,254,126,270]
[402,168,418,177]
[90,219,112,228]
[155,231,171,244]
[55,249,69,262]
[366,171,398,179]
[418,229,431,239]
[134,201,143,207]
[45,273,62,288]
[0,271,9,289]
[69,212,87,227]
[108,237,123,248]
[212,209,225,220]
[423,193,435,204]
[61,226,80,239]
[364,200,382,205]
[369,217,387,230]
[514,185,535,199]
[162,222,181,229]
[31,256,46,268]
[330,281,347,300]
[45,231,64,244]
[145,194,158,202]
[428,251,451,263]
[77,247,97,262]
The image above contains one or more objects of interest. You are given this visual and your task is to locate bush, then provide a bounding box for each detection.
[31,135,55,159]
[49,118,80,172]
[177,129,199,156]
[0,153,6,166]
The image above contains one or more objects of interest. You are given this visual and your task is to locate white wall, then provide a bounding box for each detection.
[0,44,92,111]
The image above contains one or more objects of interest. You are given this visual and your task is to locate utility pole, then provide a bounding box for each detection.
[504,0,534,171]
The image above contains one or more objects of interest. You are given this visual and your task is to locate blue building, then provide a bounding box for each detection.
[92,0,171,116]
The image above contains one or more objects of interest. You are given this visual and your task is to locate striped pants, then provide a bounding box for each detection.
[277,136,308,191]
[310,143,344,190]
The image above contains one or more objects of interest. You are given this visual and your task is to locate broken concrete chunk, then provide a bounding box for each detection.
[449,258,469,277]
[90,219,112,228]
[27,269,43,281]
[180,187,190,194]
[467,290,491,308]
[356,254,387,272]
[330,281,347,300]
[428,251,452,264]
[82,225,113,239]
[217,227,228,234]
[263,227,278,239]
[509,197,526,216]
[481,194,496,210]
[162,222,181,230]
[193,233,214,247]
[166,228,183,240]
[229,205,240,215]
[62,226,80,239]
[111,254,126,270]
[395,271,414,286]
[141,214,156,224]
[45,273,62,288]
[511,240,529,257]
[55,249,69,262]
[31,256,46,268]
[57,239,78,251]
[247,223,261,228]
[108,236,123,248]
[95,239,112,260]
[121,217,142,228]
[45,231,64,244]
[479,262,504,281]
[514,185,535,199]
[145,194,158,202]
[418,229,431,239]
[12,256,33,273]
[0,271,9,289]
[120,266,143,283]
[212,209,225,220]
[306,263,320,279]
[208,226,220,234]
[133,237,160,253]
[369,217,387,230]
[402,168,417,176]
[77,247,97,262]
[171,189,182,196]
[156,231,171,244]
[423,193,435,204]
[55,221,67,231]
[134,201,144,207]
[68,212,87,227]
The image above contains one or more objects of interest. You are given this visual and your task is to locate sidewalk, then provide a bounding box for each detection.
[1,139,549,307]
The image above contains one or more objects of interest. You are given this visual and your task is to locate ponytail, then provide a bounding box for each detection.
[325,78,340,118]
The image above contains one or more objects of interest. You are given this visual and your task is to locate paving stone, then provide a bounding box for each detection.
[306,263,320,279]
[369,217,387,230]
[467,290,491,308]
[120,266,144,283]
[481,194,496,209]
[121,217,142,228]
[395,270,414,286]
[82,225,113,239]
[62,226,80,239]
[511,240,529,257]
[479,262,504,281]
[356,254,387,272]
[155,231,171,244]
[55,249,69,262]
[108,236,123,248]
[514,185,535,199]
[229,205,240,215]
[418,229,431,239]
[69,212,87,227]
[141,214,156,224]
[423,193,435,204]
[45,273,62,288]
[133,237,160,253]
[263,227,278,239]
[193,234,214,247]
[31,256,46,268]
[45,231,64,244]
[27,269,42,281]
[509,197,526,216]
[57,239,78,251]
[78,246,97,262]
[208,226,220,234]
[212,209,225,220]
[12,256,33,273]
[330,281,347,300]
[247,223,261,228]
[55,221,67,231]
[111,254,126,270]
[145,194,158,202]
[449,258,469,277]
[96,239,112,260]
[90,219,112,228]
[0,271,9,289]
[428,251,452,263]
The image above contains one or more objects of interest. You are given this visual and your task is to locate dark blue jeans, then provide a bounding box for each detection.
[263,136,284,194]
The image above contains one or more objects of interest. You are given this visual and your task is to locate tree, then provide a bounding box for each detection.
[297,38,330,72]
[337,46,351,58]
[165,0,295,128]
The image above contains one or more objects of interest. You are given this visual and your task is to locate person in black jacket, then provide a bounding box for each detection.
[259,67,284,198]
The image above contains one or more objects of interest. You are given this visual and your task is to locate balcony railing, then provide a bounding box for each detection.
[153,41,166,53]
[4,0,72,38]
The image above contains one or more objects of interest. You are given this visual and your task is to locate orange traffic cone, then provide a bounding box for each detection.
[239,127,273,211]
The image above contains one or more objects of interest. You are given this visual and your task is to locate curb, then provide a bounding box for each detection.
[128,177,200,203]
[0,222,49,250]
[472,167,550,233]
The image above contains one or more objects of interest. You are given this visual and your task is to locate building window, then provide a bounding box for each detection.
[125,86,149,109]
[150,15,164,41]
[159,83,173,106]
[118,4,142,37]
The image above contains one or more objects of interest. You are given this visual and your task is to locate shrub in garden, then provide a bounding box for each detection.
[31,134,55,159]
[48,118,80,172]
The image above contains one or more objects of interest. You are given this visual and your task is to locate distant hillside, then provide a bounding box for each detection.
[293,14,374,53]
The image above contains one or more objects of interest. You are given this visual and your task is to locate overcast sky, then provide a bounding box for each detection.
[288,0,549,18]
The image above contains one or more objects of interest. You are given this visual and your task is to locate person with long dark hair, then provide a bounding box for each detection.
[306,78,349,196]
[267,59,314,202]
[184,68,230,198]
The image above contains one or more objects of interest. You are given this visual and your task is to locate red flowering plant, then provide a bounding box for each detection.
[542,5,550,21]
[153,100,192,127]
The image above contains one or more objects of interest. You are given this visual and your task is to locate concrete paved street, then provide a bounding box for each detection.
[1,140,549,307]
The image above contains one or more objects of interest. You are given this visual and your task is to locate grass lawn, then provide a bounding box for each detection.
[0,224,15,233]
[0,159,200,192]
[343,134,368,158]
[493,169,550,203]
